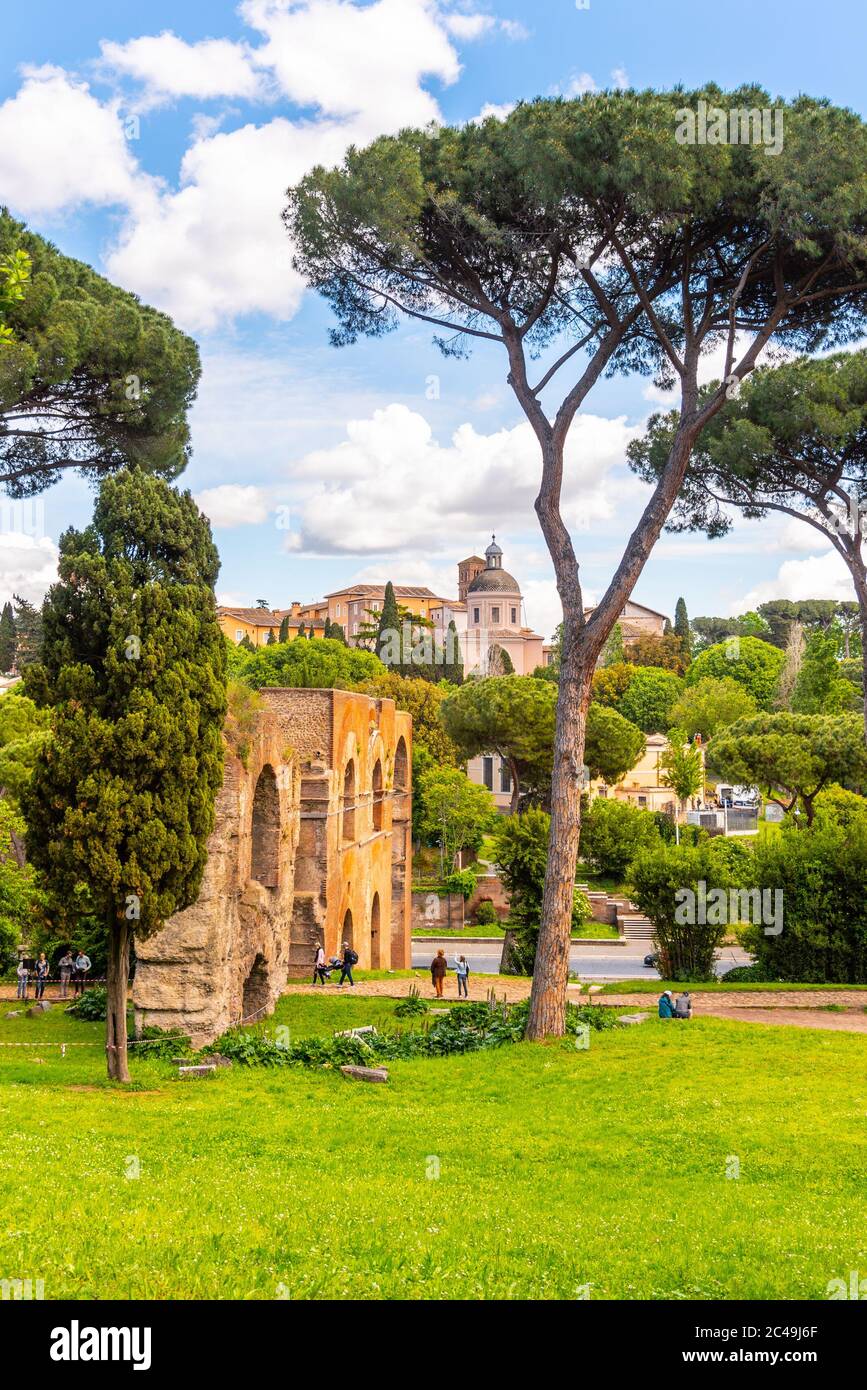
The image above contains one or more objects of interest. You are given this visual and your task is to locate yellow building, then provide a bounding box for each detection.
[323,584,449,644]
[218,605,326,647]
[589,732,705,814]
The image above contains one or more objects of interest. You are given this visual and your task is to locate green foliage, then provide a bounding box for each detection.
[669,676,758,740]
[0,601,15,672]
[584,703,645,782]
[11,593,42,668]
[674,597,691,661]
[719,962,777,983]
[0,210,200,497]
[229,635,384,690]
[0,798,43,967]
[416,764,498,868]
[21,467,227,974]
[580,798,662,879]
[376,581,400,664]
[659,727,704,808]
[812,784,867,830]
[65,986,108,1021]
[393,984,428,1018]
[493,807,590,971]
[442,866,479,900]
[0,691,50,803]
[439,675,557,803]
[0,246,31,343]
[616,666,683,733]
[627,840,735,980]
[686,637,785,710]
[223,681,263,768]
[710,711,867,824]
[791,630,861,713]
[353,670,462,766]
[474,900,499,926]
[600,622,624,667]
[743,822,867,982]
[137,1025,194,1061]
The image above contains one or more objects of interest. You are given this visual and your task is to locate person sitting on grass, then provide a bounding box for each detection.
[430,949,448,999]
[674,991,692,1020]
[658,990,676,1019]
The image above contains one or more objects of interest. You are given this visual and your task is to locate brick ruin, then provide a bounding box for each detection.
[133,687,412,1045]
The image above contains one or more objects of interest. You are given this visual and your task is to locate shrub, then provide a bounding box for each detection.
[493,807,589,973]
[743,821,867,982]
[626,841,735,981]
[65,986,108,1021]
[580,798,661,879]
[719,963,777,983]
[136,1026,194,1060]
[474,900,499,926]
[394,985,428,1018]
[443,867,478,900]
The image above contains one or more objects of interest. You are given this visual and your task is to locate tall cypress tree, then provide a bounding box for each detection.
[322,616,332,639]
[278,614,290,642]
[444,618,463,684]
[377,582,401,667]
[12,594,41,668]
[674,597,691,660]
[0,601,15,672]
[22,469,227,1082]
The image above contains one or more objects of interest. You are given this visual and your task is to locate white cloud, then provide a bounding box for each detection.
[194,484,270,527]
[0,533,59,607]
[610,66,630,90]
[733,548,856,613]
[445,13,495,40]
[99,33,263,108]
[282,401,638,556]
[563,72,597,97]
[0,66,152,216]
[471,101,515,124]
[500,19,530,40]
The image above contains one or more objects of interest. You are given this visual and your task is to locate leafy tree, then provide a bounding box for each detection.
[669,676,758,740]
[416,764,498,874]
[353,670,463,766]
[12,593,42,668]
[659,727,704,819]
[487,643,514,675]
[628,631,688,674]
[0,211,200,498]
[0,246,31,344]
[674,597,691,661]
[600,622,624,667]
[228,635,384,690]
[630,351,867,738]
[627,840,735,981]
[685,636,785,710]
[0,798,43,969]
[591,661,635,708]
[493,807,590,974]
[580,798,661,880]
[617,666,683,733]
[584,703,645,783]
[743,821,867,982]
[0,691,50,804]
[22,469,227,1081]
[0,601,15,672]
[288,88,867,1038]
[812,783,867,831]
[791,629,860,713]
[439,675,556,812]
[710,711,867,825]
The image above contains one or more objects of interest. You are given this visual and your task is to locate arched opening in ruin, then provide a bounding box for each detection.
[372,759,383,832]
[370,892,381,969]
[393,737,409,822]
[342,907,353,950]
[342,760,356,843]
[242,953,270,1023]
[251,765,279,888]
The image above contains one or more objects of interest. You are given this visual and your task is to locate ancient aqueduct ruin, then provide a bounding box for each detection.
[133,688,412,1045]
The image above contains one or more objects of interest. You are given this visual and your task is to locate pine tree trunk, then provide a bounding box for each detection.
[525,634,594,1039]
[858,588,867,749]
[106,917,131,1083]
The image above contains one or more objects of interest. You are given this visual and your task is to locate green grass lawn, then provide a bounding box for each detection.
[413,921,619,940]
[2,995,866,1300]
[598,978,867,994]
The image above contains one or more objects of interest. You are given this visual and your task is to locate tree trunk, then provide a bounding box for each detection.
[525,636,595,1039]
[857,588,867,749]
[508,757,521,814]
[106,917,131,1083]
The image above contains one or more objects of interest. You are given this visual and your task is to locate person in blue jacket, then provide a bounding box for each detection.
[658,990,676,1019]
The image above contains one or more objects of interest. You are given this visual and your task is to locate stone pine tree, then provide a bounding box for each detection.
[674,598,691,662]
[22,469,227,1082]
[288,87,867,1038]
[0,210,200,498]
[0,602,15,672]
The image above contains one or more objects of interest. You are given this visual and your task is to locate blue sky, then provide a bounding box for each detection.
[2,0,866,639]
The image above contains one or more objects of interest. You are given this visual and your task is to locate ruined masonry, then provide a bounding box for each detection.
[133,688,412,1046]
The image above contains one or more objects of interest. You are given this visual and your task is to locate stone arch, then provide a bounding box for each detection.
[372,758,383,832]
[342,906,354,950]
[241,952,270,1023]
[370,892,381,969]
[251,765,279,887]
[342,760,356,842]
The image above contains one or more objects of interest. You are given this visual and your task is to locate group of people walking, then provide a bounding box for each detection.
[15,950,92,1001]
[312,941,359,987]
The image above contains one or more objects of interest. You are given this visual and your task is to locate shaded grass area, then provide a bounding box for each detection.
[598,979,867,995]
[1,997,866,1299]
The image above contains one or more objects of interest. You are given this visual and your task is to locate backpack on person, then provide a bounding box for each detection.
[346,948,359,966]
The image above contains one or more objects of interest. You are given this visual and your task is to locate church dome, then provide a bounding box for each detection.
[467,566,521,594]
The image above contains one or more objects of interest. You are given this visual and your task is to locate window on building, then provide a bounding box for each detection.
[235,629,243,642]
[638,795,647,807]
[491,606,500,624]
[511,607,517,624]
[500,763,511,794]
[482,757,493,790]
[473,607,480,624]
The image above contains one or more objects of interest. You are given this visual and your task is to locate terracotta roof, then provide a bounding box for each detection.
[323,584,446,601]
[218,607,319,629]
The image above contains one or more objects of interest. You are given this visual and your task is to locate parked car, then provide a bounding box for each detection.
[643,951,658,969]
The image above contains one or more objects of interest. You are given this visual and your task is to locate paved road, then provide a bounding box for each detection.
[411,939,751,979]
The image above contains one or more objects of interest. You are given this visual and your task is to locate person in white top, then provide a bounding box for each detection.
[312,943,327,986]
